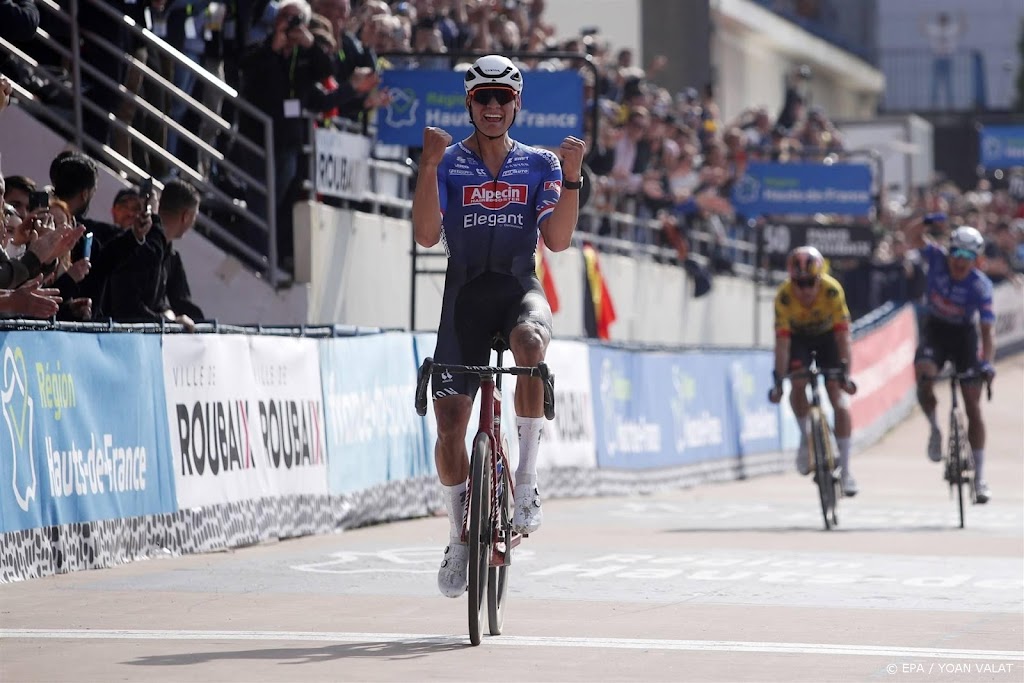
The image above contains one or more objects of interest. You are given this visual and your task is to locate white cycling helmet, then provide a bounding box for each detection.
[949,225,984,257]
[463,54,524,94]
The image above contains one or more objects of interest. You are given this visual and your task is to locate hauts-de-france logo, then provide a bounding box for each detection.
[734,174,760,204]
[2,346,37,512]
[463,182,528,210]
[982,134,1002,162]
[383,87,418,128]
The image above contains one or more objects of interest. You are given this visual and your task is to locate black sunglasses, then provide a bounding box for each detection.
[794,276,819,289]
[471,87,516,106]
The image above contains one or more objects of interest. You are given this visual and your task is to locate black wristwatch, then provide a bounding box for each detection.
[563,177,583,190]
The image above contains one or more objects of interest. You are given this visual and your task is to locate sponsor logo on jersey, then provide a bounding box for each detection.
[462,182,529,210]
[544,180,562,194]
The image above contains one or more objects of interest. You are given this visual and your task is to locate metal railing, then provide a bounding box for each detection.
[0,0,288,287]
[879,48,987,113]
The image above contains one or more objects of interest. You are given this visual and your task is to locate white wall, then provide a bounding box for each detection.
[542,0,642,54]
[298,202,773,347]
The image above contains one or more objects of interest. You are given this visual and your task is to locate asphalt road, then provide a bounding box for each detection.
[2,355,1022,683]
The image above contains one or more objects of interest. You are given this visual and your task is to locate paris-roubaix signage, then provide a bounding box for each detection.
[162,335,328,509]
[377,69,583,147]
[760,221,878,267]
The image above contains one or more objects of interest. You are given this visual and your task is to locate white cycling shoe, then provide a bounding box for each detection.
[975,481,991,505]
[927,425,942,462]
[795,435,811,476]
[513,485,543,535]
[437,542,469,598]
[841,471,859,497]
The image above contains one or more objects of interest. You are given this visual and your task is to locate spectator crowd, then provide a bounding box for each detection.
[1,0,1022,324]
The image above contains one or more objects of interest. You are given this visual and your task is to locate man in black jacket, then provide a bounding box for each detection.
[104,179,203,329]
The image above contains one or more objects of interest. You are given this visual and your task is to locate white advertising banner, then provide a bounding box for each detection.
[163,335,328,509]
[993,280,1024,355]
[541,340,598,469]
[314,127,371,201]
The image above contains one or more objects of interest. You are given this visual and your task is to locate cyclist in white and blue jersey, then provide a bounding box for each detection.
[411,55,586,598]
[910,225,996,503]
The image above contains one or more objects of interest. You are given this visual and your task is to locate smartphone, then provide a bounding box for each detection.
[83,232,94,260]
[139,177,154,216]
[28,190,50,212]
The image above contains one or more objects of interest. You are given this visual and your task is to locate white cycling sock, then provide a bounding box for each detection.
[837,437,851,472]
[443,480,467,542]
[973,449,985,484]
[515,416,544,486]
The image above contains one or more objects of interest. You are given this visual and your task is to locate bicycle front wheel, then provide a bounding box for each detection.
[810,411,835,531]
[468,434,492,646]
[487,450,513,635]
[950,410,967,529]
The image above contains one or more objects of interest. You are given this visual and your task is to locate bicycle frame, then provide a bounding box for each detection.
[785,352,849,530]
[919,367,992,529]
[414,348,555,645]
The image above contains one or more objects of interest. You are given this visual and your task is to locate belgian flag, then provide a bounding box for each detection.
[582,243,616,340]
[535,238,560,313]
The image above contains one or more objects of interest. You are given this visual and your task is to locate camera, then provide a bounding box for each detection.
[28,190,50,212]
[286,14,303,30]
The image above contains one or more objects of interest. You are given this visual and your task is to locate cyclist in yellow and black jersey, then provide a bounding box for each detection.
[769,246,859,495]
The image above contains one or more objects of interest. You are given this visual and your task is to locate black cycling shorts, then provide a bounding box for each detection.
[914,317,979,374]
[788,332,840,374]
[431,271,552,399]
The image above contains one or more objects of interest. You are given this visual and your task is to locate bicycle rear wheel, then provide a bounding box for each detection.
[810,411,834,531]
[487,451,513,635]
[468,434,492,646]
[949,411,966,529]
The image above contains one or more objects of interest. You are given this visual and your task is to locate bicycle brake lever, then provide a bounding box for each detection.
[538,361,556,421]
[414,358,433,417]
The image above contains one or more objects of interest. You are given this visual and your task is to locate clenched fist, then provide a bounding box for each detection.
[421,127,452,168]
[559,135,586,181]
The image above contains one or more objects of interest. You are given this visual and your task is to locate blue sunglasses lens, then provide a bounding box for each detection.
[951,248,977,260]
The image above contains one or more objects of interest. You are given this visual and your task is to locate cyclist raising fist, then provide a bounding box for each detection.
[908,224,996,503]
[411,55,585,599]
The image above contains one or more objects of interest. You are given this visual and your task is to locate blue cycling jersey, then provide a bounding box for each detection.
[920,242,995,325]
[436,140,562,288]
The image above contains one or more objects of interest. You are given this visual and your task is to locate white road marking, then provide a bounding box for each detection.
[1,629,1021,661]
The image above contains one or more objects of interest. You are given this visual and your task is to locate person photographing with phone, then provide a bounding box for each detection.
[101,179,205,331]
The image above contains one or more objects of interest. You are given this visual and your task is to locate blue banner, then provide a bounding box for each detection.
[321,332,432,493]
[0,332,176,533]
[377,69,583,147]
[731,162,873,217]
[724,351,782,456]
[590,348,737,469]
[979,125,1024,170]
